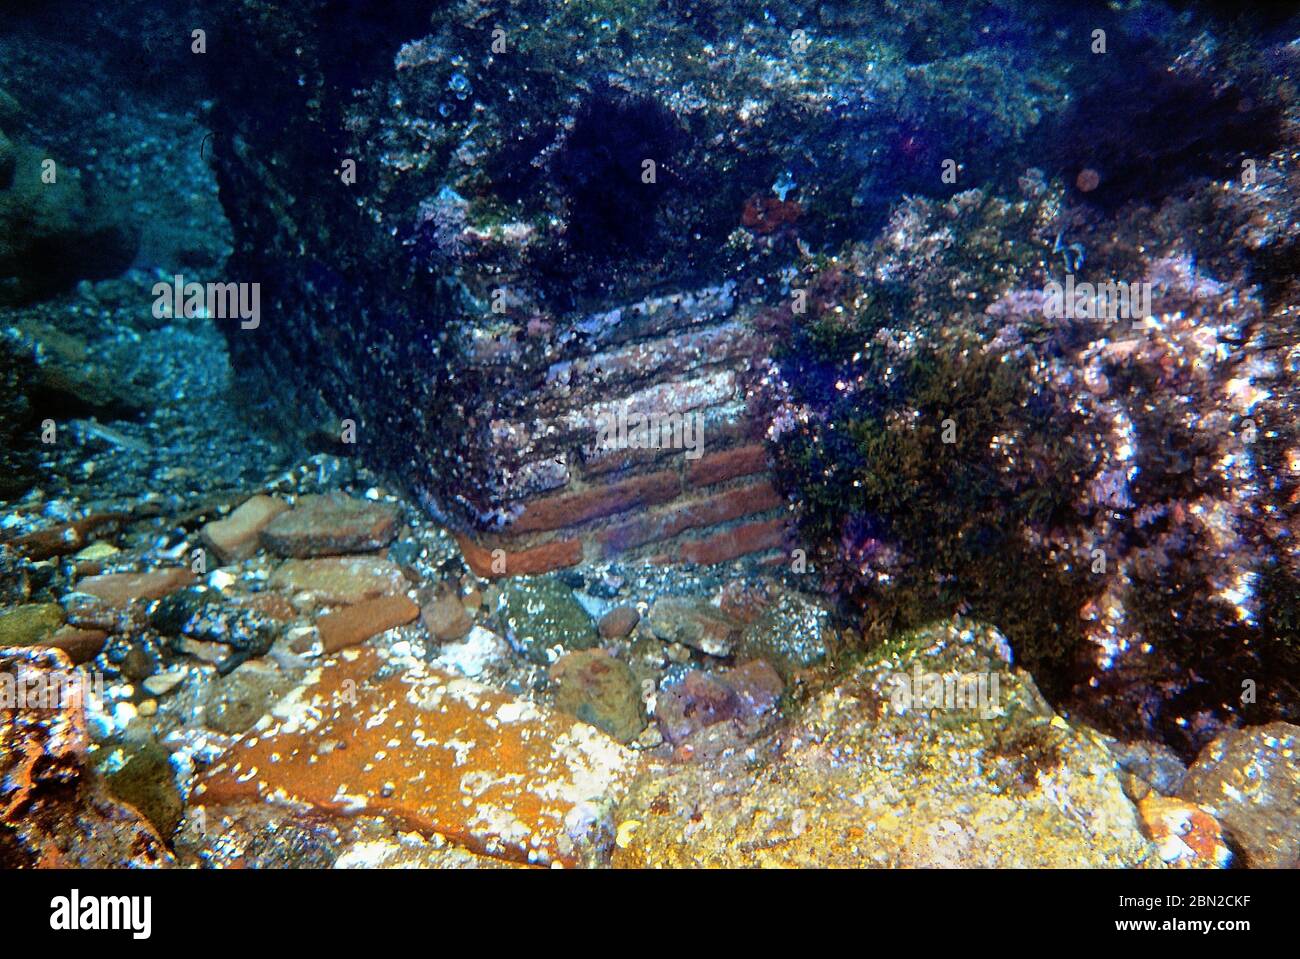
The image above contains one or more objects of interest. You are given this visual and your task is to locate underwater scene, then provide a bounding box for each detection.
[1,0,1299,886]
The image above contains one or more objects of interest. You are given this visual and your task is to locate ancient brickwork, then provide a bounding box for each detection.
[451,284,790,577]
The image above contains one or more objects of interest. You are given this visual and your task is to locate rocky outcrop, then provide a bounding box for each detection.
[613,618,1159,867]
[197,0,1135,572]
[766,148,1300,756]
[1180,721,1300,868]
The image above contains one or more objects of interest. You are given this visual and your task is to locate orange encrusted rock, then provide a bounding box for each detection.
[1136,796,1232,868]
[0,647,174,867]
[193,647,640,866]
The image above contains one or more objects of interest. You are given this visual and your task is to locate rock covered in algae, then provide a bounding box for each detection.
[765,160,1300,757]
[1180,721,1300,869]
[613,618,1161,868]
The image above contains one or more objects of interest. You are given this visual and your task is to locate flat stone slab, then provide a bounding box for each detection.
[645,596,740,657]
[193,647,640,866]
[260,493,400,558]
[74,568,195,609]
[269,556,409,606]
[201,494,290,564]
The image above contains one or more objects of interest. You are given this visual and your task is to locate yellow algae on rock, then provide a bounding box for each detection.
[613,618,1161,868]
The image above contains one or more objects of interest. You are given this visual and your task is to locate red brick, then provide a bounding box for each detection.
[201,494,290,564]
[455,534,583,579]
[579,444,678,478]
[676,518,788,565]
[511,470,681,533]
[686,444,769,487]
[599,480,783,556]
[316,595,420,653]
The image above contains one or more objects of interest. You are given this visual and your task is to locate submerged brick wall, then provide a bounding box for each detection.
[450,283,790,577]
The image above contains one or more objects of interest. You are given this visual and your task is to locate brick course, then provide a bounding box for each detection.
[451,284,790,573]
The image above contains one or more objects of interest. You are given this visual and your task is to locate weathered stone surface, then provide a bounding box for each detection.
[269,556,409,606]
[200,661,297,736]
[201,494,290,564]
[597,605,640,640]
[193,647,640,866]
[736,587,832,678]
[654,671,739,747]
[1136,796,1231,869]
[261,493,400,558]
[655,660,783,746]
[718,660,784,719]
[645,596,740,657]
[550,650,645,744]
[0,602,65,646]
[175,800,348,869]
[1180,722,1300,869]
[614,619,1156,868]
[1109,739,1188,801]
[175,800,520,869]
[75,568,194,608]
[421,589,473,642]
[43,625,108,665]
[0,646,173,867]
[317,594,419,653]
[105,741,184,841]
[497,576,597,665]
[149,586,280,676]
